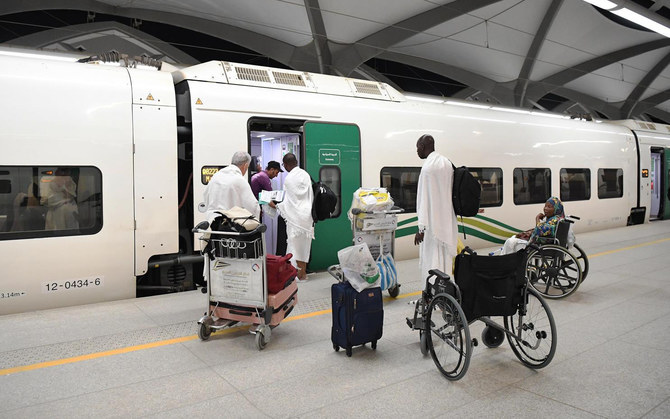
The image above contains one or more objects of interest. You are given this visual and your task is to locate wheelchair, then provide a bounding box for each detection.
[526,215,589,299]
[407,247,557,381]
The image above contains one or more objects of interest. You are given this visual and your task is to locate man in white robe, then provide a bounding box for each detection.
[271,153,314,281]
[414,134,458,285]
[203,151,260,223]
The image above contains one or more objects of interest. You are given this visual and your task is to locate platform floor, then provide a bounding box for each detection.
[1,221,670,418]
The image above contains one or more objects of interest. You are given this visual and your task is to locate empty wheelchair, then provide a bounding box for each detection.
[407,247,557,380]
[526,215,588,299]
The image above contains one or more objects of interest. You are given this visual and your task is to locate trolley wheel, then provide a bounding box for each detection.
[425,293,472,381]
[481,325,505,348]
[200,286,207,294]
[573,243,589,282]
[388,285,400,298]
[198,322,212,341]
[333,343,340,352]
[346,346,352,357]
[526,244,582,299]
[419,330,428,356]
[371,340,377,350]
[504,287,557,369]
[255,328,268,350]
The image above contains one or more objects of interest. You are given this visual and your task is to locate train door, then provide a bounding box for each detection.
[650,148,667,220]
[303,121,361,270]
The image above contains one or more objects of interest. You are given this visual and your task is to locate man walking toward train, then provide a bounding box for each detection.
[203,151,260,223]
[270,153,314,281]
[414,134,458,283]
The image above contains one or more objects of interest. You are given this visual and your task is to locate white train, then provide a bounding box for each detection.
[1,48,669,315]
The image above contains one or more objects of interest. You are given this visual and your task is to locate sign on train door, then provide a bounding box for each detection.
[303,122,361,270]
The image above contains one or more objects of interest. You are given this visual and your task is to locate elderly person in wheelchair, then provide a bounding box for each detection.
[501,196,565,255]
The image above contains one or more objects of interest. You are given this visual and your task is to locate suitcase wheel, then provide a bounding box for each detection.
[333,343,340,352]
[346,346,352,357]
[371,340,377,350]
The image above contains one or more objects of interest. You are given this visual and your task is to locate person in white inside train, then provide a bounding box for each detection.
[414,134,458,283]
[270,153,314,281]
[203,151,260,223]
[41,168,79,230]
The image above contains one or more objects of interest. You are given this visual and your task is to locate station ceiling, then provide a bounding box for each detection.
[2,0,670,122]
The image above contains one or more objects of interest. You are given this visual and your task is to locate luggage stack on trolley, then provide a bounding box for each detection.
[192,220,298,350]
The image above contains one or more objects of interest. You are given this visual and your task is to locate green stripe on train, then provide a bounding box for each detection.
[474,214,523,233]
[460,217,516,238]
[395,215,518,239]
[395,224,505,244]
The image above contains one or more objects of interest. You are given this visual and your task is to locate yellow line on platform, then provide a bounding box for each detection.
[3,236,668,376]
[587,237,670,259]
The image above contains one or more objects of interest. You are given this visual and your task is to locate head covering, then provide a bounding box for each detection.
[546,196,564,217]
[530,196,565,240]
[266,160,284,172]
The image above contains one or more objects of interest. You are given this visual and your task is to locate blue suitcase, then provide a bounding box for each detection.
[331,281,384,357]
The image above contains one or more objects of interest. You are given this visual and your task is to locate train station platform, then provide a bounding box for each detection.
[1,221,670,418]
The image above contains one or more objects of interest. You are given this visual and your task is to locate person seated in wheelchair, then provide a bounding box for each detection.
[501,196,564,255]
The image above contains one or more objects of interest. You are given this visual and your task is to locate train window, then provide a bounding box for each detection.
[560,168,591,202]
[380,167,421,213]
[513,168,551,205]
[0,180,10,194]
[0,166,102,240]
[598,168,623,199]
[469,167,502,207]
[319,166,341,218]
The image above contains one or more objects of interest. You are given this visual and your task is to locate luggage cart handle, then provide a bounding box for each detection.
[192,223,268,236]
[351,206,404,215]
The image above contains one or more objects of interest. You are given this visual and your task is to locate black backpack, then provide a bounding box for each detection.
[311,180,337,222]
[452,163,481,238]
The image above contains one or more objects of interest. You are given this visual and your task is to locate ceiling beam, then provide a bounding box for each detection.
[620,50,670,118]
[514,0,564,107]
[378,50,513,103]
[524,38,670,103]
[551,86,623,119]
[303,0,332,74]
[628,88,670,116]
[0,0,300,67]
[331,0,503,76]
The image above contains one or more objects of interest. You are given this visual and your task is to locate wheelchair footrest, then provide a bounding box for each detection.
[406,317,426,331]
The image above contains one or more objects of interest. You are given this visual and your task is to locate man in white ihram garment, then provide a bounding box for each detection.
[414,134,458,284]
[270,153,314,281]
[203,151,260,223]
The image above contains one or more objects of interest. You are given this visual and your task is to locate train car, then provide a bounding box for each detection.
[0,49,667,315]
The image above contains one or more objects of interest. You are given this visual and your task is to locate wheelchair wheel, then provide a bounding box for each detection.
[425,293,471,381]
[504,287,557,369]
[573,243,589,282]
[526,244,582,299]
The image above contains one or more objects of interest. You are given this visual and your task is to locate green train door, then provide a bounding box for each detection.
[303,121,361,270]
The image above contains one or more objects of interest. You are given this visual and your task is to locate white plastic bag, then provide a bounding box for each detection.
[337,243,380,292]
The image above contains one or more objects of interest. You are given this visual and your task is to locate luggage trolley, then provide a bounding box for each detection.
[350,206,403,297]
[407,246,557,381]
[192,221,297,350]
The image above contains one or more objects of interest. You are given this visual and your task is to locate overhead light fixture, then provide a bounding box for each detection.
[583,0,670,38]
[611,8,670,38]
[582,0,616,10]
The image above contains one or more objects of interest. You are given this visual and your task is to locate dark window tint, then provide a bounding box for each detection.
[380,167,421,213]
[513,168,551,205]
[469,167,502,207]
[319,166,341,218]
[598,168,623,199]
[0,166,102,240]
[560,168,591,201]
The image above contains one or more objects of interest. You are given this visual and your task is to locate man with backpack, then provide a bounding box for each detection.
[270,153,314,281]
[414,134,458,284]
